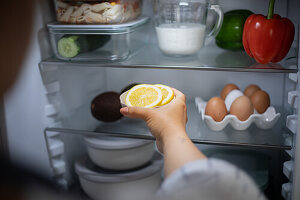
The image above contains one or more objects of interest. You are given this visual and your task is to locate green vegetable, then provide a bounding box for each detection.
[57,35,111,58]
[216,9,253,51]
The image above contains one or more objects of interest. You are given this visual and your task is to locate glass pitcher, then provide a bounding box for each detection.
[154,0,223,56]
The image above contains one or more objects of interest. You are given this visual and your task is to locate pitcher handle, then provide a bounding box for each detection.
[207,4,224,37]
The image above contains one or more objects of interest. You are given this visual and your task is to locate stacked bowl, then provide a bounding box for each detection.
[75,136,163,200]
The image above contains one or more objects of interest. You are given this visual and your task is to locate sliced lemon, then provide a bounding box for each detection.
[125,84,162,108]
[155,84,174,106]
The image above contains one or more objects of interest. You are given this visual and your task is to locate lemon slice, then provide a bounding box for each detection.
[125,84,162,108]
[155,84,174,106]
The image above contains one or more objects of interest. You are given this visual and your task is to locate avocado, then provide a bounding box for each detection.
[91,91,123,122]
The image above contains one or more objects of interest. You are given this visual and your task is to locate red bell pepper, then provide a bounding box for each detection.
[243,0,295,64]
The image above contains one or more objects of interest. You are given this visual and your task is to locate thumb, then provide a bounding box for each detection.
[120,107,152,120]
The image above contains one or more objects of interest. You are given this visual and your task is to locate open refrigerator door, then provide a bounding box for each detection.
[1,0,300,199]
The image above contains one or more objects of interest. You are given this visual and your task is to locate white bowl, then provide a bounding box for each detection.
[195,97,281,131]
[75,154,163,200]
[85,136,155,170]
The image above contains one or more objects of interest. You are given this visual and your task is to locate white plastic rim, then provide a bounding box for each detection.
[48,16,149,31]
[195,97,281,131]
[85,142,155,170]
[125,84,162,108]
[84,136,152,150]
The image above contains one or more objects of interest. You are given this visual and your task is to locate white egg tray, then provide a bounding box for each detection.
[195,97,281,131]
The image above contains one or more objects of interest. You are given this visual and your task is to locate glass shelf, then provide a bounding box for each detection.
[41,43,298,73]
[45,101,292,150]
[40,42,298,73]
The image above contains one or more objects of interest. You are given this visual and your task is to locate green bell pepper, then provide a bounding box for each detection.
[216,9,253,51]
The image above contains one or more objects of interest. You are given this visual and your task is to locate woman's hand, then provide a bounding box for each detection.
[121,88,206,177]
[120,88,188,151]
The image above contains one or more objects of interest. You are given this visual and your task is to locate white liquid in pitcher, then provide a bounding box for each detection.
[156,23,206,56]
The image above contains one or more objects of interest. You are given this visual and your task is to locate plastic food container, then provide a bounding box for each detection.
[47,16,149,61]
[54,0,142,24]
[84,136,155,170]
[75,154,163,200]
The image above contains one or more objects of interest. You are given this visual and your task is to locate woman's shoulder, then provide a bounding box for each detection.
[157,158,266,200]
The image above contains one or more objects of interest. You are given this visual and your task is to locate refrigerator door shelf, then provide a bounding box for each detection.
[52,159,66,175]
[44,81,60,94]
[282,182,292,200]
[49,139,64,157]
[289,73,298,83]
[288,91,298,109]
[285,150,294,158]
[48,121,62,128]
[283,161,294,181]
[286,115,298,134]
[45,104,59,117]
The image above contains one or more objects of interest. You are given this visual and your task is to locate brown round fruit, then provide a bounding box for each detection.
[91,92,123,122]
[230,96,253,121]
[251,90,270,114]
[221,83,239,100]
[244,84,261,98]
[205,97,228,122]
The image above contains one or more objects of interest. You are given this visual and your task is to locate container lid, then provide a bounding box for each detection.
[47,16,149,34]
[203,148,270,191]
[84,136,153,150]
[75,153,163,183]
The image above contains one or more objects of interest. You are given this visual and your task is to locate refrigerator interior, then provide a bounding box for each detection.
[1,0,300,199]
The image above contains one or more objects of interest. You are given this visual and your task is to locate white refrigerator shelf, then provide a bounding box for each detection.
[44,101,293,150]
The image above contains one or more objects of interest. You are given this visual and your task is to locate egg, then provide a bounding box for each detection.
[230,96,254,121]
[224,89,243,111]
[221,83,239,99]
[205,97,227,122]
[251,90,270,114]
[244,84,261,98]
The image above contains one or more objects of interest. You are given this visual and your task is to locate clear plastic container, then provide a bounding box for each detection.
[54,0,143,24]
[47,17,149,62]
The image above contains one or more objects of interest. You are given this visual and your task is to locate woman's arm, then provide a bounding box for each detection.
[120,88,206,177]
[160,129,206,177]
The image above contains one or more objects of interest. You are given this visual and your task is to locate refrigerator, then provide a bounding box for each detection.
[0,0,299,199]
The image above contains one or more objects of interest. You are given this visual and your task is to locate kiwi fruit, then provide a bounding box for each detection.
[91,91,123,122]
[120,83,140,94]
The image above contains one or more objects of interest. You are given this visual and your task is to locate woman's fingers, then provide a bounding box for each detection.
[172,88,186,102]
[120,106,152,120]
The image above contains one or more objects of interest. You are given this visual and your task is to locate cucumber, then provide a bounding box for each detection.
[57,36,80,58]
[57,35,111,58]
